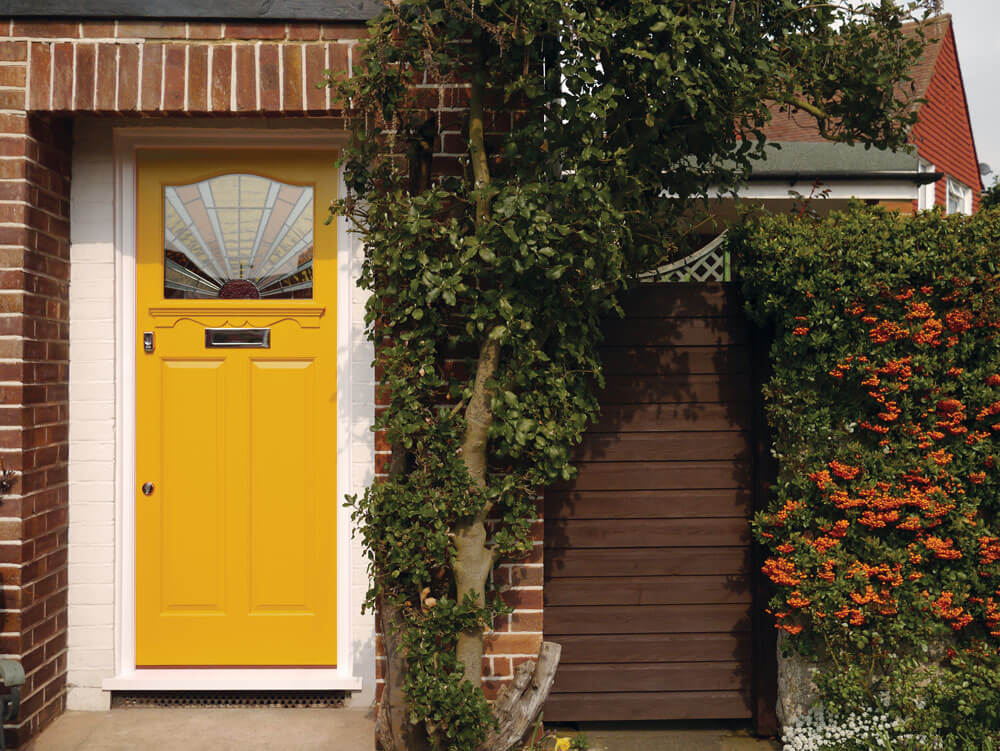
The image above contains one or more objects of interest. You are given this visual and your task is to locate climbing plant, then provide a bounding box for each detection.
[328,2,933,749]
[737,206,1000,748]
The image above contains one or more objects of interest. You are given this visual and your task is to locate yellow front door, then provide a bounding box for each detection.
[135,150,338,667]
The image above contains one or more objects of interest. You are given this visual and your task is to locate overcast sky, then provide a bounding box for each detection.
[945,0,998,187]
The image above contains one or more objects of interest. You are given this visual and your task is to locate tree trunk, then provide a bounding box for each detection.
[454,335,500,683]
[381,41,562,751]
[376,597,432,751]
[452,54,499,687]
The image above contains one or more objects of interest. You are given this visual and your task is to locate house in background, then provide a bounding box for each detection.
[751,14,983,216]
[706,141,941,230]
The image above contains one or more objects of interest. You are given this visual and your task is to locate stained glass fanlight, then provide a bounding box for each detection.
[163,174,314,299]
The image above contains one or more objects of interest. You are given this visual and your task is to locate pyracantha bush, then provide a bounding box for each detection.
[736,206,1000,746]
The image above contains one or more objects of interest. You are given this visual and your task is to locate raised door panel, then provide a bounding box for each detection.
[158,359,227,613]
[248,359,318,614]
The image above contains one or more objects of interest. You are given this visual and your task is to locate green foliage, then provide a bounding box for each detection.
[735,206,1000,747]
[330,1,934,747]
[983,178,1000,211]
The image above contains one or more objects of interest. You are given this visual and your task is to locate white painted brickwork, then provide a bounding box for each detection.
[347,191,377,708]
[67,119,376,710]
[68,121,116,711]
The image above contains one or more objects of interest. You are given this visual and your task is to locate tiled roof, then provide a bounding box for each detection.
[749,141,923,176]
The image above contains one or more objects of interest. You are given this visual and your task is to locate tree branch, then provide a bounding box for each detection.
[468,55,492,226]
[780,96,830,122]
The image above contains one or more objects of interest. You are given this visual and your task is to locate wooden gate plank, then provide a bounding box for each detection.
[592,403,751,432]
[601,374,751,404]
[574,431,751,462]
[552,662,750,693]
[545,604,752,635]
[544,489,752,519]
[543,575,751,606]
[616,283,740,317]
[601,318,749,347]
[599,346,750,376]
[543,691,752,722]
[555,461,753,491]
[544,517,751,548]
[553,633,752,664]
[544,547,751,577]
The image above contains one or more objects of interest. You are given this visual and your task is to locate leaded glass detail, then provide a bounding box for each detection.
[163,174,314,299]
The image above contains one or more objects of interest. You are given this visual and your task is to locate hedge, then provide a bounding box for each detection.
[734,206,1000,747]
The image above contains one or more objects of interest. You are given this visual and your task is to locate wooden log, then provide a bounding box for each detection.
[477,641,561,751]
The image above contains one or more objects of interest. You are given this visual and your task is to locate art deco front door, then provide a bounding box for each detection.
[134,150,338,667]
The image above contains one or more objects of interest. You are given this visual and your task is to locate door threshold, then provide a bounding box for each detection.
[103,669,363,692]
[111,690,349,708]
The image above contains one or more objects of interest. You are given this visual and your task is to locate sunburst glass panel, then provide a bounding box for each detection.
[163,174,315,299]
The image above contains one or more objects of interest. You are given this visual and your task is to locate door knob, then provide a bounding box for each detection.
[141,482,155,496]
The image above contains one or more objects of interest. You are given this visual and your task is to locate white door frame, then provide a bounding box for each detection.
[103,127,366,691]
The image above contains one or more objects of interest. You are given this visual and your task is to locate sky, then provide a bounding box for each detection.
[945,0,999,187]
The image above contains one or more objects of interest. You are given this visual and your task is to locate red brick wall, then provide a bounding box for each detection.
[0,108,71,748]
[909,23,983,212]
[7,21,366,115]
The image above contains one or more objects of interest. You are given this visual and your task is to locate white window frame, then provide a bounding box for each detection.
[946,176,973,216]
[917,159,936,211]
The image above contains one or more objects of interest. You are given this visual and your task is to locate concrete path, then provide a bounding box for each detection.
[30,710,784,751]
[29,707,376,751]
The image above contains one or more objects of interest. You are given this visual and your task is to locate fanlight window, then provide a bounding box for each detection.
[163,174,314,299]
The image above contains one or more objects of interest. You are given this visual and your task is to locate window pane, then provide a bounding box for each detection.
[946,178,971,216]
[163,174,314,299]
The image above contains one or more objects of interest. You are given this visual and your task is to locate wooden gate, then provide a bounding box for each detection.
[543,280,773,725]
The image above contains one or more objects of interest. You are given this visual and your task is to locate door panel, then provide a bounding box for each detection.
[159,359,226,613]
[249,359,316,613]
[135,150,339,667]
